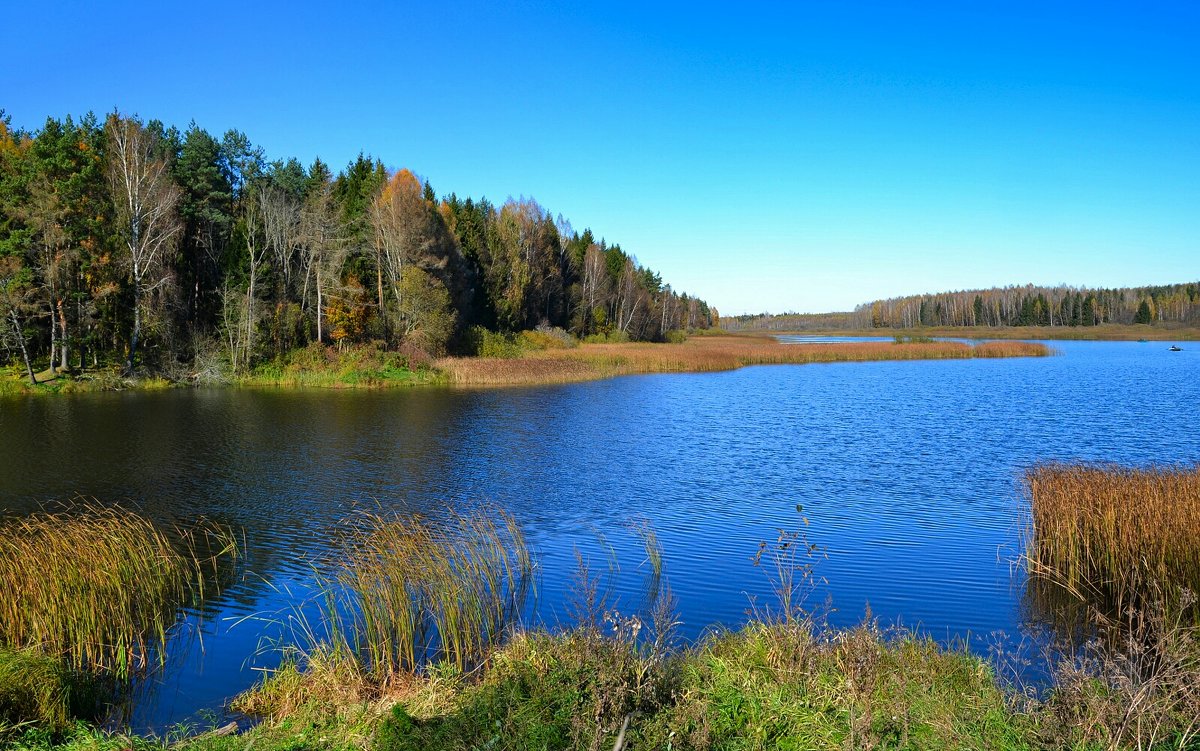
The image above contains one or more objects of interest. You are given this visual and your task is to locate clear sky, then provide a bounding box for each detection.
[4,1,1197,314]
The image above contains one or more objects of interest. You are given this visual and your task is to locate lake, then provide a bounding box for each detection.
[1,340,1197,732]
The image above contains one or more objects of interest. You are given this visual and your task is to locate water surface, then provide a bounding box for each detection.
[1,340,1197,730]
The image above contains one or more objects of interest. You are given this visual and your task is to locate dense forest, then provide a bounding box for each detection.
[726,282,1200,332]
[0,110,715,383]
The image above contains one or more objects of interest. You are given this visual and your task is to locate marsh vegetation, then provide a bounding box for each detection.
[0,503,239,734]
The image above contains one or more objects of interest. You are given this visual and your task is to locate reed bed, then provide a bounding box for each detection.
[0,503,239,679]
[326,508,533,676]
[437,335,1052,386]
[1025,463,1200,610]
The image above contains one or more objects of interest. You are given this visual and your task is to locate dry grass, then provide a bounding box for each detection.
[1025,463,1200,611]
[437,335,1052,386]
[0,502,239,680]
[1040,595,1200,750]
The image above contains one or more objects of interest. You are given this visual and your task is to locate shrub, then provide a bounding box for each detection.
[0,649,103,736]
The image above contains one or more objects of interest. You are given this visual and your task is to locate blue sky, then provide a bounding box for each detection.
[4,1,1197,314]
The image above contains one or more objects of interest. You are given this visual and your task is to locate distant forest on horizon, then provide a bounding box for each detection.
[0,109,715,380]
[725,281,1200,331]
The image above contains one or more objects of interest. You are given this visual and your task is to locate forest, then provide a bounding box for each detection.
[0,111,715,384]
[727,282,1200,332]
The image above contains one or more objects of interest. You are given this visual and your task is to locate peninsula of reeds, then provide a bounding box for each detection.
[436,334,1052,386]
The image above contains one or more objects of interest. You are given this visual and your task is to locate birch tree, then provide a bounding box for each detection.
[106,114,182,373]
[297,176,341,343]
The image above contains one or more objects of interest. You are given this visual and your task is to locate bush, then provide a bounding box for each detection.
[0,649,103,735]
[524,326,577,350]
[582,330,630,344]
[375,630,666,751]
[463,323,576,357]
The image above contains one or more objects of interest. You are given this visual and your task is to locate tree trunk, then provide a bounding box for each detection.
[245,269,255,367]
[48,295,57,376]
[315,266,324,343]
[9,310,37,385]
[375,246,384,315]
[57,297,68,373]
[126,290,141,375]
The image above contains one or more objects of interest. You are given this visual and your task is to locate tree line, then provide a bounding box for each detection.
[0,110,715,382]
[726,283,1200,332]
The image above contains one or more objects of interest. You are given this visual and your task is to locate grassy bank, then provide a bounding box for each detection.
[770,324,1200,341]
[11,614,1198,751]
[234,342,445,389]
[437,335,1053,386]
[0,367,173,397]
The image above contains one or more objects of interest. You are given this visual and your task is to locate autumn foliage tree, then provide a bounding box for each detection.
[0,108,714,380]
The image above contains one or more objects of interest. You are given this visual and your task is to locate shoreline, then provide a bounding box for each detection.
[728,323,1200,341]
[2,335,1054,396]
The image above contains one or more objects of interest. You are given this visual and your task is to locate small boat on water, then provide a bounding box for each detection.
[1169,345,1182,352]
[1137,338,1148,343]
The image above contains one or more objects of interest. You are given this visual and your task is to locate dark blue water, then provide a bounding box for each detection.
[1,340,1197,731]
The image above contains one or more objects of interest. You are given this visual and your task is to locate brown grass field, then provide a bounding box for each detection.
[436,335,1052,386]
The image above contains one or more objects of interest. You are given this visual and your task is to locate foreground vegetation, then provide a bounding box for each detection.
[0,503,238,736]
[6,485,1200,750]
[1026,463,1200,615]
[7,610,1199,751]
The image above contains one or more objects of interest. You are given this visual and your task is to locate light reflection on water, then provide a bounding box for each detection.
[1,340,1197,731]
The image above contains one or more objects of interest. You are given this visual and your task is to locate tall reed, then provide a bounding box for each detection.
[1025,463,1200,612]
[328,508,533,676]
[0,502,239,679]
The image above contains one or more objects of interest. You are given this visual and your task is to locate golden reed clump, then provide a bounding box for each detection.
[330,508,533,676]
[1026,463,1200,608]
[0,502,238,678]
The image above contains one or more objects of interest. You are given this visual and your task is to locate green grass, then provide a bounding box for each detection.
[0,367,174,397]
[8,612,1200,751]
[239,342,444,389]
[640,623,1031,751]
[0,649,105,740]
